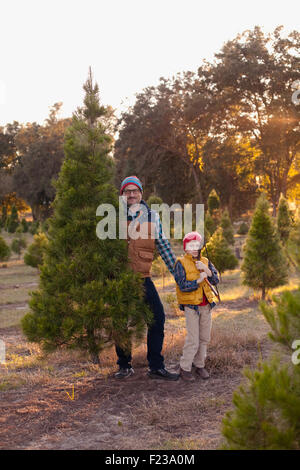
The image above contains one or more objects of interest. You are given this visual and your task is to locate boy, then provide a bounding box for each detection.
[174,232,219,382]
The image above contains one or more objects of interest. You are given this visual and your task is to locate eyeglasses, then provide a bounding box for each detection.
[123,189,140,195]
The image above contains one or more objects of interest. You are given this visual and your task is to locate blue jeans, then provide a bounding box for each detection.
[115,277,165,371]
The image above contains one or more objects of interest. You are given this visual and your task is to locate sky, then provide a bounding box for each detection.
[0,0,299,126]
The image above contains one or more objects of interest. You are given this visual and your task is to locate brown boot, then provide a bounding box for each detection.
[180,367,195,382]
[195,367,210,379]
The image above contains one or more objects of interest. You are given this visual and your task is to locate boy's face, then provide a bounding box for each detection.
[186,249,199,258]
[184,240,201,259]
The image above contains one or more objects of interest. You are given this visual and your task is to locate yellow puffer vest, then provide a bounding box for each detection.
[175,254,214,305]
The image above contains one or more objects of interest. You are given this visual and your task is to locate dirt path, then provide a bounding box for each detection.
[0,328,271,451]
[0,364,244,450]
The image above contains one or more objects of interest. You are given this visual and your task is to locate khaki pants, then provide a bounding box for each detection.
[180,304,212,371]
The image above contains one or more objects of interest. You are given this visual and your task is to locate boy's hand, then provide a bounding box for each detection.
[197,272,208,284]
[196,261,212,277]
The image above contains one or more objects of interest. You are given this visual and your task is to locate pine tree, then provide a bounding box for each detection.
[277,194,292,245]
[207,189,220,215]
[205,226,238,276]
[241,194,288,300]
[24,232,48,269]
[6,205,19,233]
[21,69,152,363]
[221,358,300,450]
[0,206,7,229]
[204,210,217,237]
[11,236,27,259]
[220,209,234,245]
[287,213,300,268]
[0,236,11,261]
[21,218,29,233]
[237,221,249,235]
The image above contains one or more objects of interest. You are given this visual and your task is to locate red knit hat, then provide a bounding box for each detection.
[183,232,203,251]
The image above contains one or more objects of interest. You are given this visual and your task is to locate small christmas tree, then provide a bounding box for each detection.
[204,210,217,237]
[220,209,234,245]
[207,189,220,215]
[0,206,7,229]
[24,232,48,269]
[241,194,288,300]
[237,222,249,235]
[0,236,11,261]
[287,213,300,268]
[277,194,292,245]
[21,69,152,364]
[6,205,19,233]
[11,236,27,259]
[21,218,29,233]
[221,358,300,450]
[205,226,238,276]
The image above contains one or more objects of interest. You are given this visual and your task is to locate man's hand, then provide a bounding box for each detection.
[195,261,212,277]
[196,271,208,284]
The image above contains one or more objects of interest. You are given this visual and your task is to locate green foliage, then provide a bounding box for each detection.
[207,189,220,215]
[6,204,19,233]
[28,221,40,235]
[11,236,27,258]
[220,209,234,245]
[21,218,28,233]
[21,69,152,363]
[287,216,300,268]
[146,195,163,207]
[277,195,292,245]
[0,236,11,261]
[24,233,48,268]
[204,211,217,237]
[41,219,50,233]
[222,215,300,450]
[260,288,300,349]
[237,222,249,235]
[0,206,7,228]
[222,359,300,450]
[241,194,288,299]
[205,226,238,274]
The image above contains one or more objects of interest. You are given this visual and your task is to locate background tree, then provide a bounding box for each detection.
[24,232,48,270]
[6,204,19,233]
[204,210,217,238]
[11,236,27,259]
[206,26,300,215]
[207,189,220,215]
[205,226,238,276]
[241,194,288,299]
[287,212,300,268]
[11,106,72,221]
[220,209,235,245]
[0,236,11,261]
[21,69,152,364]
[277,194,292,245]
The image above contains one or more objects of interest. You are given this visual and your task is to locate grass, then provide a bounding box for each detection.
[0,287,32,305]
[0,308,29,329]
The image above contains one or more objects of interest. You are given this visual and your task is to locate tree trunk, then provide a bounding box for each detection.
[191,165,204,204]
[261,286,266,300]
[90,353,100,364]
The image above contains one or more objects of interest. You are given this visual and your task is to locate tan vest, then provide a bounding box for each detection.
[175,254,214,305]
[125,212,156,278]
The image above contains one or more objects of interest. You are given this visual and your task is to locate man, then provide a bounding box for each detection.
[115,175,179,381]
